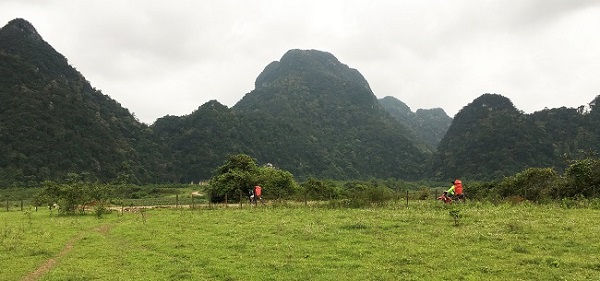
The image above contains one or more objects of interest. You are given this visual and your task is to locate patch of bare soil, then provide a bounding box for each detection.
[21,224,113,281]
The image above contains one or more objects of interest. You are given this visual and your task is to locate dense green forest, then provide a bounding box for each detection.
[379,96,452,150]
[434,93,600,180]
[0,18,599,188]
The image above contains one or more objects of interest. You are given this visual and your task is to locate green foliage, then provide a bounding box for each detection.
[0,19,168,186]
[498,168,559,201]
[379,96,452,150]
[35,174,113,214]
[3,18,600,187]
[233,49,431,180]
[207,154,299,203]
[563,155,600,198]
[256,165,299,199]
[207,154,257,203]
[300,178,341,201]
[435,93,600,181]
[449,209,461,226]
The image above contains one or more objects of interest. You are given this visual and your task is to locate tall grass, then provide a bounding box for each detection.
[1,201,599,280]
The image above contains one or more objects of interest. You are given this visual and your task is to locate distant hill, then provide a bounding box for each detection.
[433,93,600,180]
[3,18,598,185]
[379,96,452,150]
[0,18,167,185]
[157,49,433,181]
[152,100,247,183]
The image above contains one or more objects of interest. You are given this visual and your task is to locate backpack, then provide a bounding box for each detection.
[454,180,463,194]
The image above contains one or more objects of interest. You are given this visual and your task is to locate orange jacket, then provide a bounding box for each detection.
[254,185,262,197]
[454,180,463,195]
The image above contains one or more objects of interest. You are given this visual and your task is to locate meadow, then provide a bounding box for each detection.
[1,200,600,281]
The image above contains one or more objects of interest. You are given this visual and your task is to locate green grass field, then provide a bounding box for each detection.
[1,201,600,281]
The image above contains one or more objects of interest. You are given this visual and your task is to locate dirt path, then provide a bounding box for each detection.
[21,224,113,281]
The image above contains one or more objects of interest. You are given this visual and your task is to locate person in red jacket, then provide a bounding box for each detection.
[254,185,265,205]
[453,179,465,202]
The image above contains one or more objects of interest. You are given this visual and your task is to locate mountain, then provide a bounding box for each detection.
[433,93,600,180]
[152,100,246,183]
[0,18,167,185]
[230,49,431,180]
[5,18,598,185]
[379,96,452,150]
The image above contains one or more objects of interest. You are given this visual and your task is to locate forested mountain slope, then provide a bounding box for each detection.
[158,49,433,181]
[0,18,167,185]
[3,18,597,185]
[434,93,599,180]
[379,96,452,150]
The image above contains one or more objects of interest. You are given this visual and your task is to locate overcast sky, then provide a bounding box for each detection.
[2,1,599,124]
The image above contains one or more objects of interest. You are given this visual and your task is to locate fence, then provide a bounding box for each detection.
[1,189,453,212]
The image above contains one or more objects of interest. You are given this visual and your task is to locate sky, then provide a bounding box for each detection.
[1,0,599,124]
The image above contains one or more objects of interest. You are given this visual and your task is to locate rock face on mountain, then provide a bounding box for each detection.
[379,96,452,150]
[0,18,166,185]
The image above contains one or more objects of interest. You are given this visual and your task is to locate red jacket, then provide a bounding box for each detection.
[454,180,463,195]
[254,185,262,197]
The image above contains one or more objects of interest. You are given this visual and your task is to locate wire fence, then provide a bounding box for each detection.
[1,190,451,212]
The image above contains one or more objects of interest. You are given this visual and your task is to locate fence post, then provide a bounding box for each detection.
[304,193,307,207]
[21,200,23,211]
[239,190,243,209]
[225,194,228,208]
[6,200,8,211]
[192,194,195,209]
[406,190,409,207]
[176,194,179,208]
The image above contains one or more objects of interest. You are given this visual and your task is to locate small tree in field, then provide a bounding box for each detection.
[256,166,298,200]
[208,157,257,202]
[563,156,600,198]
[35,173,112,215]
[207,154,299,203]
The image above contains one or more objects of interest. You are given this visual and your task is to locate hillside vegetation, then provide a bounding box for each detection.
[0,18,598,186]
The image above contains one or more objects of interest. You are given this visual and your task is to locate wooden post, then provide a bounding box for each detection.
[239,190,243,209]
[192,194,195,209]
[406,190,409,207]
[176,194,179,208]
[6,200,8,211]
[225,194,228,208]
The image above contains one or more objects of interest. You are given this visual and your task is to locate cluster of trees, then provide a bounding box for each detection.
[207,153,440,206]
[434,94,600,180]
[379,96,452,150]
[29,152,600,214]
[465,155,600,202]
[206,153,600,206]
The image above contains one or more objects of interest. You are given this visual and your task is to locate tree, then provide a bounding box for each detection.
[34,173,113,214]
[207,154,259,203]
[497,167,558,201]
[563,155,600,198]
[256,165,299,200]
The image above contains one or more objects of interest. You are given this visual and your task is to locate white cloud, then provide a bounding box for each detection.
[1,0,599,123]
